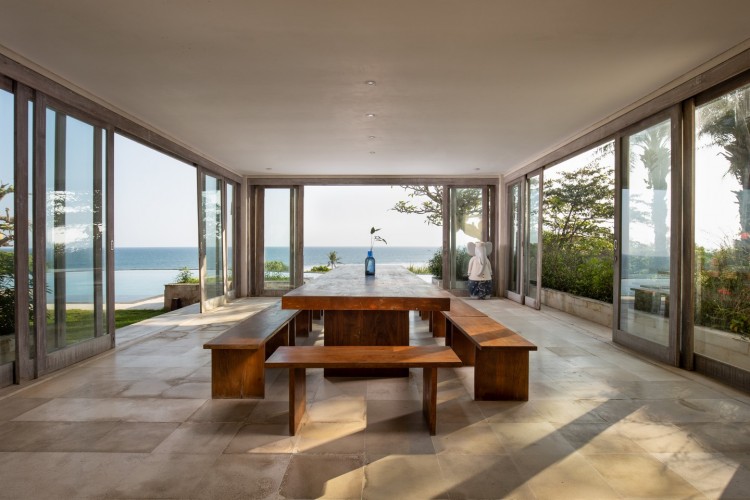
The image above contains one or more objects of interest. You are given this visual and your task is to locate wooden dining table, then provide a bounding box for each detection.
[281,265,451,376]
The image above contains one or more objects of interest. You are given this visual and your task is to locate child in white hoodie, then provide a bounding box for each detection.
[467,241,493,299]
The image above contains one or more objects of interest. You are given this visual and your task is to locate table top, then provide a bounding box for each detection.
[281,265,451,311]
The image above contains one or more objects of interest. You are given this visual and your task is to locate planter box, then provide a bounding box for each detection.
[163,283,200,310]
[541,288,613,328]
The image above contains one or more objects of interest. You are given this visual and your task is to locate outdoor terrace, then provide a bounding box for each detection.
[0,297,749,499]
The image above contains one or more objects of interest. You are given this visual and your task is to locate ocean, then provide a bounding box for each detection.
[31,246,438,303]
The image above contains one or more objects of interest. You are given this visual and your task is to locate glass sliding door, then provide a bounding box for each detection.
[693,83,750,375]
[44,107,107,352]
[226,182,235,297]
[524,171,543,308]
[448,187,484,292]
[0,88,14,379]
[200,173,225,310]
[261,187,298,294]
[616,114,677,363]
[506,180,523,302]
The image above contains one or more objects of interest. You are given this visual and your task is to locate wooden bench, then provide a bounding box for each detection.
[431,298,487,337]
[203,302,304,399]
[265,345,463,435]
[446,311,537,401]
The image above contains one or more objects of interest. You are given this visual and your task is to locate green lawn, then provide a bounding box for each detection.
[49,308,168,345]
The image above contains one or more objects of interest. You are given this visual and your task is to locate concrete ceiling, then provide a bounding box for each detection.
[1,1,750,178]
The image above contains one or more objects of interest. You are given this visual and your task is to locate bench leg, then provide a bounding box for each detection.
[211,347,265,398]
[449,327,476,366]
[474,349,529,401]
[422,367,438,435]
[432,312,446,338]
[419,309,430,321]
[289,367,307,436]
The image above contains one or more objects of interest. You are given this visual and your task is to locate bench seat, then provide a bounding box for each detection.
[265,345,462,435]
[203,302,302,399]
[432,298,487,337]
[442,302,537,401]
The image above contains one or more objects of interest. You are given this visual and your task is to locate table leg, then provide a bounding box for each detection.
[210,347,265,399]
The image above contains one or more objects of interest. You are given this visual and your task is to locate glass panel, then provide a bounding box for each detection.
[449,187,483,290]
[524,175,540,303]
[226,183,234,292]
[28,101,35,356]
[202,174,224,300]
[507,182,521,295]
[0,89,14,365]
[694,84,750,368]
[619,119,671,346]
[263,188,293,291]
[543,143,615,303]
[45,109,106,351]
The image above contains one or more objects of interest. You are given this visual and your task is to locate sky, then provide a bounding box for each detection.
[114,133,442,248]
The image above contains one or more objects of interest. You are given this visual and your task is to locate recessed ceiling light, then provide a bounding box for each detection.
[265,168,272,171]
[365,80,376,86]
[475,168,481,171]
[369,151,376,155]
[368,136,376,140]
[365,113,376,118]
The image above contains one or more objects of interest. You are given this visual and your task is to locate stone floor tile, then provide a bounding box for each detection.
[306,395,366,423]
[152,421,242,454]
[193,453,291,499]
[365,399,423,425]
[279,454,364,499]
[108,453,217,498]
[677,422,750,453]
[553,422,646,455]
[617,421,715,453]
[653,452,750,499]
[224,423,298,454]
[296,421,366,454]
[433,421,506,455]
[14,397,205,422]
[477,400,547,423]
[587,453,705,498]
[364,417,436,456]
[513,452,620,499]
[364,454,451,499]
[489,421,577,457]
[188,398,259,422]
[437,453,536,499]
[0,397,49,421]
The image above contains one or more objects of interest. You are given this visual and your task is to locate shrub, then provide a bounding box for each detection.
[308,265,330,273]
[174,267,199,284]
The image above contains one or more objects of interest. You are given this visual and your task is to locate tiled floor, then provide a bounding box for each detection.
[1,297,749,499]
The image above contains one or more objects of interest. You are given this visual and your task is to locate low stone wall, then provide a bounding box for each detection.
[163,283,201,310]
[541,288,613,328]
[695,326,750,372]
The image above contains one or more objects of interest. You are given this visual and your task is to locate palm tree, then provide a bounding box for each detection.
[699,85,750,244]
[327,250,342,268]
[631,122,671,259]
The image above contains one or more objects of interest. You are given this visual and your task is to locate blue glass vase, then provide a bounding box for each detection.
[365,250,376,275]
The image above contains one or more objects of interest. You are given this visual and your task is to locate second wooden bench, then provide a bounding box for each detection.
[203,302,308,399]
[265,345,462,435]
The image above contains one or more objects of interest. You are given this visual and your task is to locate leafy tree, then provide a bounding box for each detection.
[0,181,13,247]
[392,186,483,239]
[327,251,342,268]
[543,144,616,302]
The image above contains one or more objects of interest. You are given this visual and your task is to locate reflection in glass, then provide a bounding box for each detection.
[45,109,107,351]
[449,187,483,290]
[202,175,224,299]
[694,84,750,366]
[226,183,234,293]
[619,119,671,346]
[542,143,615,303]
[0,89,14,365]
[507,183,521,295]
